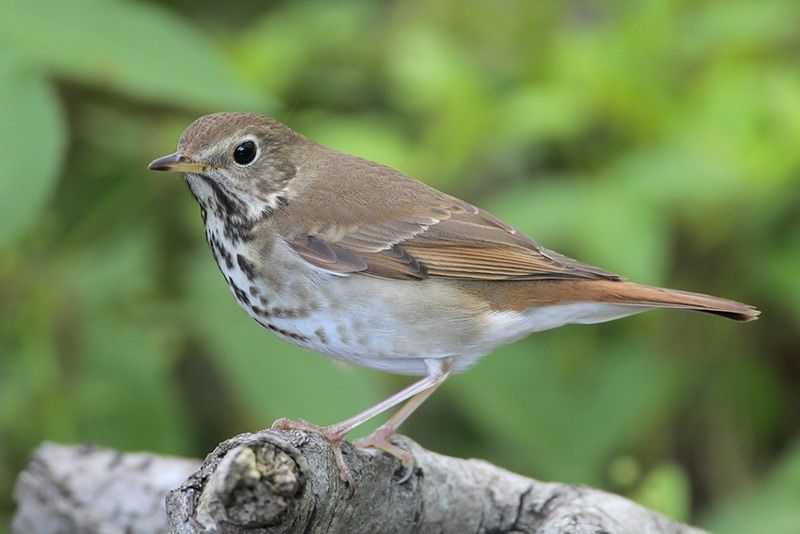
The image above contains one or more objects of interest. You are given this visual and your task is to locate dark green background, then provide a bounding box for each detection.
[1,1,798,531]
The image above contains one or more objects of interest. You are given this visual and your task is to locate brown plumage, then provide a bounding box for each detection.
[275,144,622,282]
[268,137,756,322]
[149,112,759,488]
[473,279,757,321]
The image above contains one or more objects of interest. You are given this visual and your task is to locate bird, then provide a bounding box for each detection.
[149,112,758,487]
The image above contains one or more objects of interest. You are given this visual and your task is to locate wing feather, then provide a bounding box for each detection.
[276,146,619,281]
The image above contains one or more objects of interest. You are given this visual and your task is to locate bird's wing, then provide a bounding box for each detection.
[276,150,619,281]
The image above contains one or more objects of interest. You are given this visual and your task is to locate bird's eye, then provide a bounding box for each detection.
[233,140,257,165]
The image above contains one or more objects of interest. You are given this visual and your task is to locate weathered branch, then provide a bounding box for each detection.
[12,442,200,533]
[13,432,703,533]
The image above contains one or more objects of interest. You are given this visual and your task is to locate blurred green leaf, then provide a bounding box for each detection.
[387,27,492,187]
[0,334,75,443]
[76,316,189,454]
[453,328,683,484]
[680,63,800,191]
[1,1,797,527]
[295,111,419,178]
[488,180,668,282]
[0,0,270,110]
[233,1,372,99]
[631,462,691,522]
[680,0,799,57]
[497,84,592,144]
[0,49,64,247]
[701,440,800,534]
[762,225,800,321]
[62,223,158,312]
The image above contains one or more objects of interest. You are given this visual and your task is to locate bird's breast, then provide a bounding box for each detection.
[201,213,502,375]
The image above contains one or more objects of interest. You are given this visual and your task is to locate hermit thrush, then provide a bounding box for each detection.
[149,112,758,486]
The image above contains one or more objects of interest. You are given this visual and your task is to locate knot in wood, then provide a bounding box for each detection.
[214,443,303,527]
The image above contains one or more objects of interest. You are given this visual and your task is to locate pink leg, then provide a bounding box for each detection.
[272,358,452,489]
[352,374,447,482]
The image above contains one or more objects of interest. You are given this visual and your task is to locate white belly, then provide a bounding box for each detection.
[209,234,490,375]
[204,212,650,376]
[483,303,649,345]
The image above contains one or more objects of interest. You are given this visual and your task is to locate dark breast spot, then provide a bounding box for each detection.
[208,235,233,270]
[257,321,310,343]
[236,254,258,281]
[231,284,250,305]
[315,328,329,344]
[271,307,299,319]
[250,306,271,318]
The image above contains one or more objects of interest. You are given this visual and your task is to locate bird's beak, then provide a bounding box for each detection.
[148,152,208,173]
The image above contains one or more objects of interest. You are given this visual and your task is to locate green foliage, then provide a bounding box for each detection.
[0,49,64,248]
[1,1,797,530]
[0,0,269,110]
[702,440,800,534]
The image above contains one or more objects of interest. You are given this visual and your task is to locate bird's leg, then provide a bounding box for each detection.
[272,358,452,489]
[353,359,451,482]
[270,417,359,490]
[353,383,442,481]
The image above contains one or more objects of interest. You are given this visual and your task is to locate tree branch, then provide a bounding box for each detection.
[13,432,703,533]
[12,442,200,533]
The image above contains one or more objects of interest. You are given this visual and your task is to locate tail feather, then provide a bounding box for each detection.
[589,281,760,322]
[488,279,760,322]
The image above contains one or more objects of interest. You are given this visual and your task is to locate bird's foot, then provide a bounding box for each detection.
[353,429,415,483]
[271,417,355,494]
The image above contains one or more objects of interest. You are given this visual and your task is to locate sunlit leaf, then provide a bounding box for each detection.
[387,28,492,187]
[0,0,270,110]
[498,84,592,143]
[631,462,691,522]
[0,50,64,247]
[233,2,371,98]
[680,0,798,57]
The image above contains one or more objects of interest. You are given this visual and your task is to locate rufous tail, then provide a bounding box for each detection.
[572,280,758,321]
[491,279,759,321]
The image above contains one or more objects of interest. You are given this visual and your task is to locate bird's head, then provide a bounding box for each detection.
[149,112,303,225]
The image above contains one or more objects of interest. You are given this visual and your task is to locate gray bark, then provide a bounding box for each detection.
[12,442,200,533]
[13,432,704,533]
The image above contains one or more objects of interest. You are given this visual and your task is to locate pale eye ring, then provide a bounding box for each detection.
[233,140,257,166]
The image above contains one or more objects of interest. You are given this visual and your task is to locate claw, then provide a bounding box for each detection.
[353,432,416,483]
[270,418,356,495]
[271,417,323,433]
